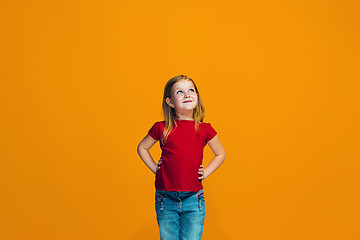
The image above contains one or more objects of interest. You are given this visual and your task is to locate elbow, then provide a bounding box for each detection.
[136,143,142,155]
[137,142,149,155]
[215,151,225,164]
[221,151,226,163]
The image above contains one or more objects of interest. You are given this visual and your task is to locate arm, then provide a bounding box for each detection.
[198,134,226,180]
[137,134,160,174]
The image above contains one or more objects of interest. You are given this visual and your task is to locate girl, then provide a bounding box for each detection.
[137,75,225,240]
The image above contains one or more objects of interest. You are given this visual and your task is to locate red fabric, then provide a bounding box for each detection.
[148,119,217,191]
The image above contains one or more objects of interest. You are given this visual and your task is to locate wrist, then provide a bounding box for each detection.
[203,169,209,180]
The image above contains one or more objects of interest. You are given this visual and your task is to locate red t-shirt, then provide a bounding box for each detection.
[148,119,217,191]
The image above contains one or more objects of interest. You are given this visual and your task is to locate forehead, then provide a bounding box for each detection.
[172,79,195,90]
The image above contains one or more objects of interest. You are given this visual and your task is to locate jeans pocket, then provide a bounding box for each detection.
[196,190,205,211]
[155,193,164,211]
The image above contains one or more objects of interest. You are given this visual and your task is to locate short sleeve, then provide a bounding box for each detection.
[205,123,217,142]
[148,122,161,141]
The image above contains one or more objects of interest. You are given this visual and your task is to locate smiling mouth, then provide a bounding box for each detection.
[183,100,192,103]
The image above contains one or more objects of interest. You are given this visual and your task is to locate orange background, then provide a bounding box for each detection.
[1,0,359,239]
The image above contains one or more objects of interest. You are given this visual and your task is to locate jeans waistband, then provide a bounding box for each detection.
[156,189,203,201]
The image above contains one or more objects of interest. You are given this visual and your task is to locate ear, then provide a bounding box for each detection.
[166,97,174,108]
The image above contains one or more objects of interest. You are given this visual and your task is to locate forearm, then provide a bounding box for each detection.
[204,155,225,179]
[137,147,157,174]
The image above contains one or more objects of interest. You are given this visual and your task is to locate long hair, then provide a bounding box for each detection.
[161,75,206,144]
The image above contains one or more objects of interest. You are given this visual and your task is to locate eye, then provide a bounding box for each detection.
[176,90,183,94]
[189,88,195,92]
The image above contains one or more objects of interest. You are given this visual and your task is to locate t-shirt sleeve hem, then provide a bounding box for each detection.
[148,131,158,141]
[208,132,217,142]
[205,122,217,142]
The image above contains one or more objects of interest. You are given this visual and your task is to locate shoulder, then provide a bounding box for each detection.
[198,121,217,133]
[150,121,166,131]
[148,121,165,141]
[151,120,165,126]
[199,121,215,129]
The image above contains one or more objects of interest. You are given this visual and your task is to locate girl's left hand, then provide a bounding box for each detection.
[198,165,206,180]
[156,157,163,175]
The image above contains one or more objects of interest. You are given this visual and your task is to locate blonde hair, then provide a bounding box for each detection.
[161,75,206,144]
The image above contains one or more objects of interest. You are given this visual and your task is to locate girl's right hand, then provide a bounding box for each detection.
[155,157,163,175]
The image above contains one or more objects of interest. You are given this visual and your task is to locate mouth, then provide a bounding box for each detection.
[183,100,192,103]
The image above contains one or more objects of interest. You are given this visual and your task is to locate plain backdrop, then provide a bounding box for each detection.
[1,0,359,239]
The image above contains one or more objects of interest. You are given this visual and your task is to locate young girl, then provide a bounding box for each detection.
[137,75,225,240]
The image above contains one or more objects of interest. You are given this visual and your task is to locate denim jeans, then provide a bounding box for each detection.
[155,189,205,240]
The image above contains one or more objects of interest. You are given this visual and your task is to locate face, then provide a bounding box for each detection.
[166,79,199,118]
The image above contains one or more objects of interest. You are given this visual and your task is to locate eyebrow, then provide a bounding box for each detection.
[174,86,195,92]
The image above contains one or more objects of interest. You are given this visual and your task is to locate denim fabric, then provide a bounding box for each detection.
[155,190,205,240]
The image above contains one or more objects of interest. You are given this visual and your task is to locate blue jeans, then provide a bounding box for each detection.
[155,190,205,240]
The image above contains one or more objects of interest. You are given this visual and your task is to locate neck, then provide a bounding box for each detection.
[176,113,194,120]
